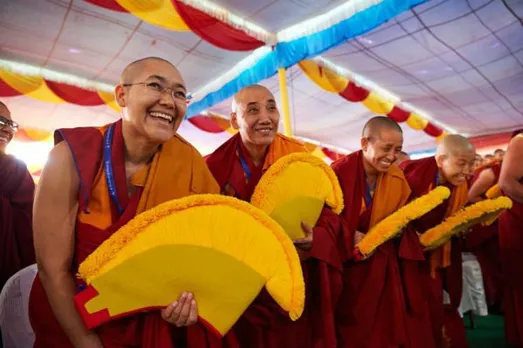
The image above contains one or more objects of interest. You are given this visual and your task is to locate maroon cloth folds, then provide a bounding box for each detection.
[0,154,35,288]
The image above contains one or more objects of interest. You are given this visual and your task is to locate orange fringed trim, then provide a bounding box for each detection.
[356,186,451,258]
[251,152,344,214]
[78,194,305,321]
[420,196,513,249]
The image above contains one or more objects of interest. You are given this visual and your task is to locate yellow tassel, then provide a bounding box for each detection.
[357,186,451,258]
[251,153,344,215]
[78,194,305,320]
[420,196,513,249]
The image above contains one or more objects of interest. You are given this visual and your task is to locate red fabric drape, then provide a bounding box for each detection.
[339,81,370,102]
[172,1,264,51]
[188,115,227,133]
[387,106,410,122]
[322,147,342,161]
[45,81,106,106]
[423,123,444,137]
[83,0,127,12]
[0,79,22,97]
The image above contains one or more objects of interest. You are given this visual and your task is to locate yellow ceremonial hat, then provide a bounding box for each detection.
[74,194,304,336]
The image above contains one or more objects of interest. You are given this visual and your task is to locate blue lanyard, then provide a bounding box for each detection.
[365,180,375,207]
[435,171,440,187]
[103,124,124,216]
[237,145,251,182]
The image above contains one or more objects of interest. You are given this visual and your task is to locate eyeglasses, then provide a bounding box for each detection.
[0,116,18,132]
[122,82,188,101]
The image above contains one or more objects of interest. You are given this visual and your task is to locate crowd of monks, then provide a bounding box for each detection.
[1,57,522,348]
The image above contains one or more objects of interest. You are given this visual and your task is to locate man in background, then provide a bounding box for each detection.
[0,101,35,290]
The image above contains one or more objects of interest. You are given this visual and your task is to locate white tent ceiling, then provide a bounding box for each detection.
[1,0,522,155]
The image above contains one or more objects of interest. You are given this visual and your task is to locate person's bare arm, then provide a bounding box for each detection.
[499,136,523,203]
[33,142,102,347]
[468,169,496,203]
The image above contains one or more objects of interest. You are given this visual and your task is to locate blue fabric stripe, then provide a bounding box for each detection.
[187,0,427,118]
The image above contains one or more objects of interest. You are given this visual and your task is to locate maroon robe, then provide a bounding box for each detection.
[332,151,416,348]
[401,157,469,348]
[207,134,344,348]
[498,183,523,346]
[29,121,237,348]
[465,163,503,307]
[0,154,35,289]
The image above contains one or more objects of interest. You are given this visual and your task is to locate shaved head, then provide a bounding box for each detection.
[511,129,523,139]
[435,134,475,186]
[230,84,279,153]
[232,84,274,113]
[120,57,178,84]
[360,116,404,174]
[362,116,403,138]
[114,56,188,145]
[436,134,475,156]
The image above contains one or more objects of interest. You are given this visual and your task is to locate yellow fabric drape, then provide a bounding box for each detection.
[361,91,394,115]
[406,113,429,130]
[0,70,65,104]
[116,0,189,31]
[298,60,349,93]
[97,91,121,113]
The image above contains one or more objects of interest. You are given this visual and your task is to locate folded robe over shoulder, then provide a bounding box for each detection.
[0,154,35,288]
[207,133,344,348]
[28,120,237,348]
[332,150,413,348]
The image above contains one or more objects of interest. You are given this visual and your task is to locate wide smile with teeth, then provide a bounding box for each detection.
[380,160,391,166]
[149,112,174,123]
[256,128,272,133]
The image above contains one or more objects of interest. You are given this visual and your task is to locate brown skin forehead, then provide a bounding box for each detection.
[371,127,403,142]
[121,59,185,87]
[451,150,476,159]
[234,85,275,108]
